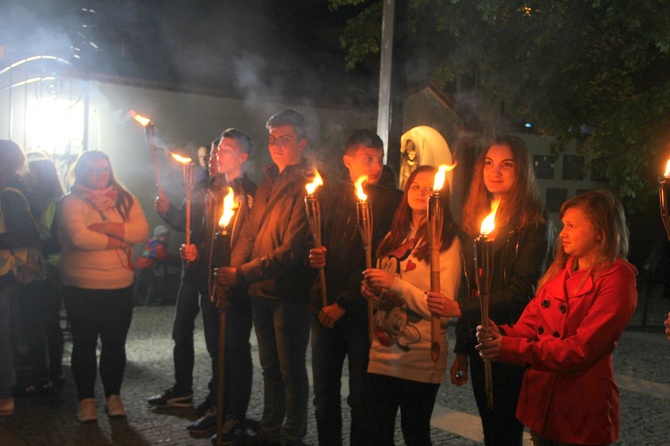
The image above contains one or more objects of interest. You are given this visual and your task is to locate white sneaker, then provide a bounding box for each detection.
[105,394,127,418]
[78,398,97,422]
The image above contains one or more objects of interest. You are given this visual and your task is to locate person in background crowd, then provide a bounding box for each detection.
[57,150,148,422]
[307,129,401,446]
[196,144,212,182]
[216,109,314,446]
[198,144,211,170]
[179,129,257,444]
[476,190,637,446]
[0,140,41,417]
[134,224,173,306]
[15,156,65,396]
[428,135,553,446]
[361,165,462,445]
[664,312,670,340]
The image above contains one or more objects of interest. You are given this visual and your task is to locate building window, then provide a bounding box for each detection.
[562,155,585,181]
[534,155,557,180]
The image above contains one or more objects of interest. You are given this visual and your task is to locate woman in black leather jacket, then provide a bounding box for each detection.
[428,135,553,446]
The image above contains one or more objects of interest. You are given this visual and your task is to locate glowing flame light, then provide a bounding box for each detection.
[129,110,151,127]
[480,199,501,236]
[305,169,323,195]
[355,175,368,201]
[432,163,457,192]
[664,159,670,178]
[171,153,192,164]
[218,187,238,228]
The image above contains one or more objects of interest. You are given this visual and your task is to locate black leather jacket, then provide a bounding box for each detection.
[161,174,256,296]
[233,161,316,301]
[454,218,554,355]
[308,178,402,318]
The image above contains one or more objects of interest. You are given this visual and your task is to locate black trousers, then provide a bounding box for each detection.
[469,349,526,446]
[64,285,133,400]
[18,277,64,381]
[365,372,439,446]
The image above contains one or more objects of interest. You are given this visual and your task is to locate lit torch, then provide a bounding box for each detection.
[355,175,375,344]
[304,169,327,309]
[659,160,670,240]
[428,164,456,363]
[129,110,163,196]
[474,199,500,410]
[215,187,238,271]
[171,153,195,250]
[213,186,238,446]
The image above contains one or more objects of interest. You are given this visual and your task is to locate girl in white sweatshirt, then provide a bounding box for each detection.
[362,165,461,445]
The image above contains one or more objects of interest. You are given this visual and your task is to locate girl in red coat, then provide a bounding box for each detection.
[476,189,637,446]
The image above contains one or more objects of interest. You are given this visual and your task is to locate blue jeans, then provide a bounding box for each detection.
[311,314,369,446]
[0,283,17,398]
[252,297,310,445]
[134,268,158,304]
[18,278,64,382]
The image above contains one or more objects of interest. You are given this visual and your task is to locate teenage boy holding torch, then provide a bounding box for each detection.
[307,129,401,446]
[215,110,315,446]
[149,129,256,444]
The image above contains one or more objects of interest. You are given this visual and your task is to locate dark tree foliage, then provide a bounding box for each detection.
[330,0,670,212]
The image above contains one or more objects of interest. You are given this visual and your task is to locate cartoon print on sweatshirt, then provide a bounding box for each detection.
[373,239,422,351]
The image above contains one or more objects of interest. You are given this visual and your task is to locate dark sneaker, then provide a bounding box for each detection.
[51,374,66,390]
[209,415,247,445]
[15,378,54,396]
[147,387,193,408]
[187,407,217,436]
[195,397,213,418]
[243,431,280,446]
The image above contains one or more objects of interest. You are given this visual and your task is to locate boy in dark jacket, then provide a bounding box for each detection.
[149,129,256,445]
[307,129,402,446]
[216,110,315,446]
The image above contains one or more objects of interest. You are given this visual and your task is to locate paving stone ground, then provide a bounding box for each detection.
[1,281,669,445]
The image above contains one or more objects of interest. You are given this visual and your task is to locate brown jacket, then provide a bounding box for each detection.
[232,161,315,301]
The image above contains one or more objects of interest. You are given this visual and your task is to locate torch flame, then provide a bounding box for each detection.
[218,187,238,228]
[480,199,501,236]
[665,159,670,178]
[432,163,457,192]
[171,153,193,164]
[305,169,323,195]
[129,110,151,127]
[355,175,368,201]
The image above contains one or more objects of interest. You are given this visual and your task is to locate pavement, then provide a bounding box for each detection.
[1,281,669,446]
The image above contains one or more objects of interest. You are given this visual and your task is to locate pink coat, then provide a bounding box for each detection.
[499,257,637,444]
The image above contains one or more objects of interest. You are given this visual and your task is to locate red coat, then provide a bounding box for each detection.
[499,257,637,445]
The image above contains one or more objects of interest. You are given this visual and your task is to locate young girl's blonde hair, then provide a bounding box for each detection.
[538,189,629,290]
